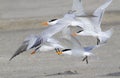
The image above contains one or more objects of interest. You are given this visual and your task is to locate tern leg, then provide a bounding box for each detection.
[82,56,88,64]
[55,48,58,52]
[55,48,59,53]
[55,48,62,55]
[55,48,59,54]
[97,38,100,45]
[31,46,41,55]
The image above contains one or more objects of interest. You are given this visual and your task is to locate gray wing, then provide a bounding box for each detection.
[83,44,101,52]
[62,33,82,49]
[92,0,112,32]
[61,27,71,40]
[84,46,96,52]
[40,23,69,38]
[9,22,69,61]
[9,35,42,61]
[9,40,29,61]
[26,35,42,49]
[72,0,86,16]
[70,35,82,49]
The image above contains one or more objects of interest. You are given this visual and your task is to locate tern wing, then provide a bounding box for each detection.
[10,20,69,60]
[9,35,42,61]
[63,34,82,49]
[47,37,64,48]
[71,35,82,49]
[84,46,96,52]
[47,38,59,44]
[61,27,71,40]
[40,23,70,38]
[72,0,86,16]
[47,38,64,49]
[92,0,112,32]
[26,35,42,50]
[9,40,28,61]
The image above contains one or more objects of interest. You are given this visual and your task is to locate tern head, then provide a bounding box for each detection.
[56,49,72,55]
[41,19,58,26]
[61,49,72,55]
[72,30,84,37]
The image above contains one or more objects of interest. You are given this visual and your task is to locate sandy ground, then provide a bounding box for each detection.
[0,0,120,78]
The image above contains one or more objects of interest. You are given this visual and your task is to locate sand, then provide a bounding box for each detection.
[0,0,120,78]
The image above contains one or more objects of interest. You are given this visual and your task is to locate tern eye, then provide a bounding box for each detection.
[62,49,71,52]
[77,30,83,33]
[49,19,57,22]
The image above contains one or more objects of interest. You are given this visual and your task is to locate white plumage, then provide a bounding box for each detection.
[9,0,113,64]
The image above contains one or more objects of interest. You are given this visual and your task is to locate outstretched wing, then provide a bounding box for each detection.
[9,40,29,61]
[9,21,69,61]
[40,22,70,38]
[9,35,42,61]
[72,0,86,16]
[92,0,112,32]
[84,46,96,52]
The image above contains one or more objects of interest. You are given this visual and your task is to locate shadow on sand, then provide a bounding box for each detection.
[101,72,120,77]
[45,70,79,76]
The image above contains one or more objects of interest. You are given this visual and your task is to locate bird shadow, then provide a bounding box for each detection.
[99,67,120,77]
[100,72,120,77]
[44,70,79,76]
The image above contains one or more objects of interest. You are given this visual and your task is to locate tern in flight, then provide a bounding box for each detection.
[54,28,98,64]
[72,0,113,45]
[41,0,85,26]
[56,33,98,64]
[9,10,82,61]
[42,0,113,45]
[30,37,64,55]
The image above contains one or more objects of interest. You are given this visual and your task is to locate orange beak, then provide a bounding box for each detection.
[56,51,62,55]
[41,22,49,26]
[31,50,36,55]
[71,32,77,37]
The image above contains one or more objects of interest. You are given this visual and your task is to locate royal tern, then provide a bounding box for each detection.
[42,0,113,45]
[31,27,72,55]
[41,0,85,26]
[9,10,81,61]
[31,37,64,54]
[56,27,97,64]
[9,0,113,62]
[56,34,98,64]
[72,0,113,45]
[42,19,59,26]
[72,0,86,16]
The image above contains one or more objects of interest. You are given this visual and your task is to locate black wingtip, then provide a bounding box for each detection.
[9,44,28,61]
[9,52,20,61]
[9,57,13,61]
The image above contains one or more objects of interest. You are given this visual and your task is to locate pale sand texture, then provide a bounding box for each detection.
[0,0,120,78]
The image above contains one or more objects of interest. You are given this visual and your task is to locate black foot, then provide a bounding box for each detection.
[82,56,88,64]
[55,48,60,52]
[97,38,100,45]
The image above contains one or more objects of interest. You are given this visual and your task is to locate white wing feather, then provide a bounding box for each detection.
[72,0,86,16]
[92,0,112,32]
